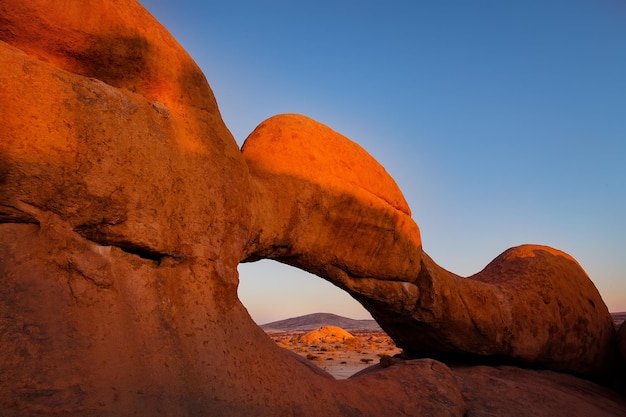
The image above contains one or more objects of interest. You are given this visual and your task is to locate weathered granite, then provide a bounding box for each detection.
[0,1,623,416]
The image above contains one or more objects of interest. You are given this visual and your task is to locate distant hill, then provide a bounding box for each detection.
[260,313,381,332]
[263,312,626,332]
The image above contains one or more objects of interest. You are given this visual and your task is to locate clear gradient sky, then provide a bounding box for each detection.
[140,1,626,323]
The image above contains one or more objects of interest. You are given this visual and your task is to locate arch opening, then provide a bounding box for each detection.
[237,259,401,379]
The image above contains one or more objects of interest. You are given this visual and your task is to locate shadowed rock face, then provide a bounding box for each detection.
[454,365,626,417]
[0,1,623,416]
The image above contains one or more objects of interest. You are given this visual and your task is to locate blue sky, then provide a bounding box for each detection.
[140,1,626,323]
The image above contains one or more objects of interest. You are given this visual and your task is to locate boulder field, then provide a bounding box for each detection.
[1,1,624,416]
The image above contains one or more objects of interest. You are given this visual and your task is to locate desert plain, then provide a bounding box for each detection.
[266,326,402,379]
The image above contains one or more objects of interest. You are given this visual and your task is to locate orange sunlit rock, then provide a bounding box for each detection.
[242,114,422,283]
[0,1,623,416]
[243,113,411,215]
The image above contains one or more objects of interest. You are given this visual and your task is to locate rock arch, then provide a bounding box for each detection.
[1,1,622,416]
[241,113,617,380]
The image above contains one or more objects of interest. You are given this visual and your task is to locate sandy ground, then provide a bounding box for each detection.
[266,330,402,379]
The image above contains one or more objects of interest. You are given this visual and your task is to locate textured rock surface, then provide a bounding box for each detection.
[454,365,626,417]
[401,246,617,378]
[0,1,623,416]
[242,113,617,380]
[0,0,253,260]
